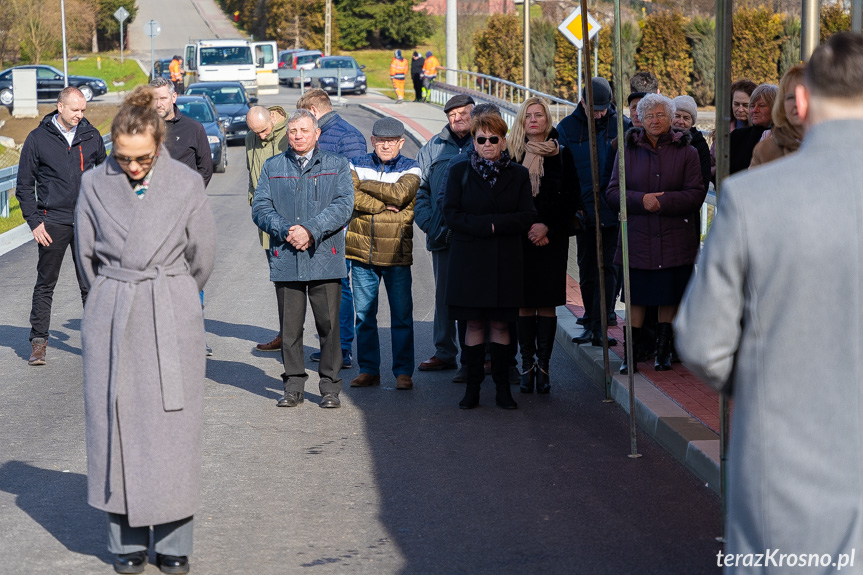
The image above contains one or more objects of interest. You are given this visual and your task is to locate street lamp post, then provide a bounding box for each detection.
[60,0,69,87]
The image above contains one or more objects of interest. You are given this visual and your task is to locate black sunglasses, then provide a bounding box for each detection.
[475,136,500,145]
[114,151,157,165]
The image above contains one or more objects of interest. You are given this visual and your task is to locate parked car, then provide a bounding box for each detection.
[176,95,227,173]
[0,65,108,106]
[185,81,258,143]
[278,49,304,70]
[310,56,367,95]
[287,49,322,87]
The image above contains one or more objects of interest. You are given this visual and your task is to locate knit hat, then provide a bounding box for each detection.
[672,95,698,123]
[395,49,402,59]
[413,51,419,57]
[426,51,433,58]
[372,117,405,138]
[582,77,612,110]
[444,94,475,113]
[627,91,647,105]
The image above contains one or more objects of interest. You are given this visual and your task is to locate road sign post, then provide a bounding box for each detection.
[144,20,161,80]
[114,7,130,65]
[558,8,601,100]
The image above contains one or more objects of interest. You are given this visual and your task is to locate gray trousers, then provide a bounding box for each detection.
[277,279,342,394]
[431,249,458,364]
[107,513,193,556]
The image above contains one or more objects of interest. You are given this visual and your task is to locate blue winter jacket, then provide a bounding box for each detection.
[556,103,631,228]
[317,111,367,161]
[252,147,354,282]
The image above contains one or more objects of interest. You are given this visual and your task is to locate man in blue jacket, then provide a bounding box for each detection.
[252,109,354,409]
[556,77,630,347]
[16,86,106,366]
[297,88,366,369]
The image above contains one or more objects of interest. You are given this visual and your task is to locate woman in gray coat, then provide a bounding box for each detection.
[75,86,216,574]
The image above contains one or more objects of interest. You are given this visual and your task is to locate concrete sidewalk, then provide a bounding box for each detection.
[363,98,722,494]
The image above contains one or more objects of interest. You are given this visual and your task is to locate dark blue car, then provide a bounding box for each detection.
[176,95,227,173]
[0,65,108,106]
[185,81,258,143]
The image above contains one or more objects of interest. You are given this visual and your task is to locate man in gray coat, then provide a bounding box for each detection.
[675,32,863,571]
[252,109,354,409]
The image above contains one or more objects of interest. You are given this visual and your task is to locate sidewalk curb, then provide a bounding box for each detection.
[0,223,32,257]
[358,103,427,150]
[555,308,721,495]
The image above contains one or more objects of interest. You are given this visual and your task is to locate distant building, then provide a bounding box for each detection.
[415,0,516,16]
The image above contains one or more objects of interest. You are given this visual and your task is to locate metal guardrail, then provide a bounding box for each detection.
[0,135,112,220]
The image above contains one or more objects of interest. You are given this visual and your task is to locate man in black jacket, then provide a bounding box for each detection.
[16,86,107,365]
[410,51,424,102]
[150,77,213,187]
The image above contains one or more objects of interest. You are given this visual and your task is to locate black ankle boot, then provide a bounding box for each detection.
[535,364,550,394]
[517,316,537,393]
[490,343,517,409]
[619,326,642,375]
[535,316,557,394]
[520,364,535,393]
[459,343,485,409]
[654,322,673,371]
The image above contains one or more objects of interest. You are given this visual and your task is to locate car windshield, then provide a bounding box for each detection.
[320,59,354,69]
[177,101,215,123]
[188,86,245,105]
[296,54,320,66]
[199,47,253,67]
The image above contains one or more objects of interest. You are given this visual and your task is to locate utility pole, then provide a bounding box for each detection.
[325,0,332,56]
[446,0,457,83]
[800,0,819,61]
[523,0,530,91]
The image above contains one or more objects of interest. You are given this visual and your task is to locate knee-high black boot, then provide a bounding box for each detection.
[654,322,673,371]
[490,342,517,409]
[535,316,557,394]
[619,326,642,375]
[517,315,537,393]
[459,343,485,409]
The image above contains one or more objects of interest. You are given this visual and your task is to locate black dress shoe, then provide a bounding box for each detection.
[156,554,190,574]
[576,315,587,325]
[591,333,618,347]
[572,328,593,344]
[114,551,147,574]
[320,392,341,408]
[277,391,304,407]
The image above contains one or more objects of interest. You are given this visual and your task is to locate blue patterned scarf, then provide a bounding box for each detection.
[469,148,511,188]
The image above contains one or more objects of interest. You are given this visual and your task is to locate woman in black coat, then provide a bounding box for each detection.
[444,113,536,409]
[508,97,582,394]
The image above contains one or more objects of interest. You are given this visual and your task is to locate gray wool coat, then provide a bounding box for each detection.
[74,149,216,528]
[675,120,863,571]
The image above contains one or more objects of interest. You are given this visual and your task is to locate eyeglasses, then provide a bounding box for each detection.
[475,136,500,145]
[114,151,157,165]
[642,113,667,122]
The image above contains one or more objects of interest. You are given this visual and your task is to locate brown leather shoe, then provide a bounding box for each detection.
[350,373,381,387]
[256,334,281,352]
[396,375,414,390]
[418,356,457,371]
[29,338,47,366]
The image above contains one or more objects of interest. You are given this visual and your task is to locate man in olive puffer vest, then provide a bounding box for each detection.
[345,118,421,391]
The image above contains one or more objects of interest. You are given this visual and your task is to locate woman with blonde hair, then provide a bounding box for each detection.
[730,83,779,173]
[75,85,216,574]
[508,97,582,394]
[750,64,806,167]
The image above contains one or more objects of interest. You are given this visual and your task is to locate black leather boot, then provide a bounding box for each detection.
[619,326,642,375]
[459,343,485,409]
[654,322,673,371]
[490,342,517,409]
[517,315,537,393]
[535,316,557,394]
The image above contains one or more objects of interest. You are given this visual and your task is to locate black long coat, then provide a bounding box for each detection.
[443,158,536,309]
[515,129,582,307]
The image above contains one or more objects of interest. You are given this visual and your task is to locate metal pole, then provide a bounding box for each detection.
[612,0,640,460]
[120,21,124,65]
[150,33,155,81]
[854,0,862,32]
[594,36,598,78]
[578,0,612,399]
[801,0,820,61]
[577,48,582,96]
[523,0,530,91]
[336,67,342,105]
[60,0,69,86]
[325,0,332,56]
[714,0,734,542]
[446,0,458,85]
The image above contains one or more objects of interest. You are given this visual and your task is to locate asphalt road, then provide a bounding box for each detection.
[0,86,723,574]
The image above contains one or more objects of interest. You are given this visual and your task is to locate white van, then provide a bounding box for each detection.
[184,39,277,97]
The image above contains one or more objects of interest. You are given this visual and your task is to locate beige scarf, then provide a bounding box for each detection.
[523,140,560,197]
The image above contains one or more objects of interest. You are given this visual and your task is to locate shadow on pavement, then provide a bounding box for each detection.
[0,461,111,564]
[205,318,276,346]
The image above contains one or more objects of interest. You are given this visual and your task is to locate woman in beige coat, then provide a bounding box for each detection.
[750,64,806,168]
[75,86,216,574]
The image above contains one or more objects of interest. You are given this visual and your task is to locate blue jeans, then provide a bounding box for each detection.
[340,259,354,352]
[351,262,414,377]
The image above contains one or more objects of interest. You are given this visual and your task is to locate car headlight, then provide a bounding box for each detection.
[207,135,220,144]
[94,81,106,88]
[357,75,366,82]
[232,116,245,124]
[322,77,336,83]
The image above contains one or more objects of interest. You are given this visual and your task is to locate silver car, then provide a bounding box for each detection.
[309,56,367,95]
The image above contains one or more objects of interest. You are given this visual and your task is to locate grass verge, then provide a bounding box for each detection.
[0,193,25,234]
[340,47,439,100]
[43,56,149,92]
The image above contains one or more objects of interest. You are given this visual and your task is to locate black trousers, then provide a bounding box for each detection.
[277,279,342,395]
[30,222,87,340]
[411,73,423,101]
[576,225,619,332]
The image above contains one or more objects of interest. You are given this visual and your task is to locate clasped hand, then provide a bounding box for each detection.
[642,192,664,213]
[286,225,313,251]
[528,223,549,246]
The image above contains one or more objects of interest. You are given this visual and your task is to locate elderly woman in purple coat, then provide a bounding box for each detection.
[606,93,705,374]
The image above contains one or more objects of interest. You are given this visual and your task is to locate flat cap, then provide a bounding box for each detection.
[627,91,647,105]
[583,77,612,110]
[372,117,405,138]
[444,94,475,113]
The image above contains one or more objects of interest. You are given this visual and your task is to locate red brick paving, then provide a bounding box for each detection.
[565,274,721,433]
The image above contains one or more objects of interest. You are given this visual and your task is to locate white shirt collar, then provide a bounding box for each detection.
[52,114,77,146]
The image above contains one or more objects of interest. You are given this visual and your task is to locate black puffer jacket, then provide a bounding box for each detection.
[16,111,107,230]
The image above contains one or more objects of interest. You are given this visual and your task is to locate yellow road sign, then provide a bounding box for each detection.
[558,8,602,49]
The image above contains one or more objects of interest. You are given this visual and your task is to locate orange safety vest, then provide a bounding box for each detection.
[169,59,183,82]
[422,56,440,78]
[389,58,408,80]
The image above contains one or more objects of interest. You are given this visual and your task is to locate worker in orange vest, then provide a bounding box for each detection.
[389,50,409,103]
[169,55,185,94]
[421,50,440,102]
